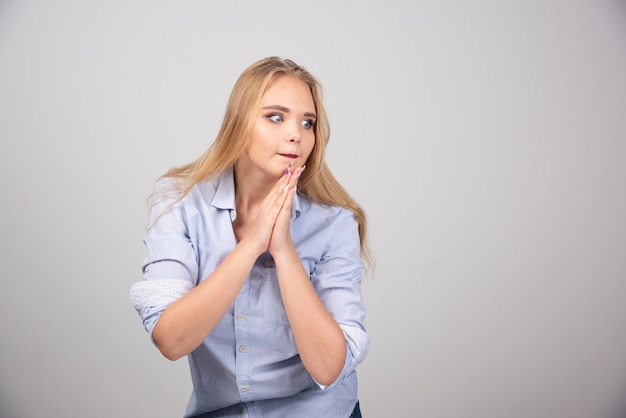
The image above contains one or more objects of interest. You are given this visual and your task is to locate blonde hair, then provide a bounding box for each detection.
[154,56,373,272]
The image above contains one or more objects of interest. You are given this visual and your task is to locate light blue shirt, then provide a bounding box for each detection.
[130,166,369,418]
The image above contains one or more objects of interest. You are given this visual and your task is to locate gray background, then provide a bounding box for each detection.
[1,1,625,417]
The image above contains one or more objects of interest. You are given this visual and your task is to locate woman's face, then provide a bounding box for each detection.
[243,75,316,179]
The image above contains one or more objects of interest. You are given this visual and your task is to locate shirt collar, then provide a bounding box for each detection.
[211,165,236,211]
[211,165,301,219]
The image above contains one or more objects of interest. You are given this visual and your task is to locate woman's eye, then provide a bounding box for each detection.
[301,119,314,129]
[268,114,283,123]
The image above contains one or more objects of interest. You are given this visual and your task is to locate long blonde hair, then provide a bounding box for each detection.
[154,56,373,272]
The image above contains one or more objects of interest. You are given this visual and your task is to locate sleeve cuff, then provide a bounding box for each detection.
[130,278,194,309]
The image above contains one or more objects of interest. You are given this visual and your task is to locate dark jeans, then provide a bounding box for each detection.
[350,401,362,418]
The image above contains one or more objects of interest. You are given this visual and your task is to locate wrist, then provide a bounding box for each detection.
[270,242,298,265]
[239,235,267,259]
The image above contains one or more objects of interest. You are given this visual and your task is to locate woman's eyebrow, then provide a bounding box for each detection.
[263,105,317,119]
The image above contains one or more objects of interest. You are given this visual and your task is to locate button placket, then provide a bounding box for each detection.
[233,278,252,401]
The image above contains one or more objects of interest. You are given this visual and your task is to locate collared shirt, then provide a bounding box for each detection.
[130,166,369,418]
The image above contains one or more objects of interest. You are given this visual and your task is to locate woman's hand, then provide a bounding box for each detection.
[244,162,303,256]
[268,163,304,256]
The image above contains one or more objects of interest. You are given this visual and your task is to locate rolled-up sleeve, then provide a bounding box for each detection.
[130,181,199,338]
[309,209,369,389]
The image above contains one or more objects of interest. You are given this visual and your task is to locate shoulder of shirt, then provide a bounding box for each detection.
[151,176,220,206]
[188,177,219,197]
[297,194,355,221]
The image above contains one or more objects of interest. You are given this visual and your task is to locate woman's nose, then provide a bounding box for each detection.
[287,124,302,143]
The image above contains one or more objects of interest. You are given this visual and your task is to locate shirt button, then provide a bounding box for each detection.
[237,313,244,320]
[241,386,248,392]
[239,345,246,353]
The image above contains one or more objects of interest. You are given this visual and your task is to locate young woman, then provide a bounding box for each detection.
[130,56,372,418]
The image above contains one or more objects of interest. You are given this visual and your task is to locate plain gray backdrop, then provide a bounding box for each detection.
[1,1,625,417]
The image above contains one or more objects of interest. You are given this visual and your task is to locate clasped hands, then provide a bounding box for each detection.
[247,162,305,257]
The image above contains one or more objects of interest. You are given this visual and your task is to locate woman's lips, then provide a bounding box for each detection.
[279,153,298,159]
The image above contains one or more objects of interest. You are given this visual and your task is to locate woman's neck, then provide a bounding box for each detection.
[233,162,274,213]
